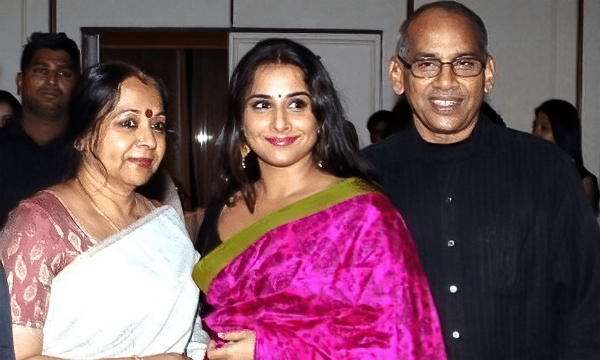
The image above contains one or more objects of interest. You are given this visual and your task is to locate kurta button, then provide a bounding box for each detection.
[448,240,455,247]
[449,285,458,293]
[445,197,453,203]
[452,331,460,339]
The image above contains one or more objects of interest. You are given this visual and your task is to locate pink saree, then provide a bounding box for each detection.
[193,178,446,359]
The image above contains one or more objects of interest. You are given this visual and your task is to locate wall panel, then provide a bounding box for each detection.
[582,0,600,176]
[233,0,406,110]
[56,0,231,48]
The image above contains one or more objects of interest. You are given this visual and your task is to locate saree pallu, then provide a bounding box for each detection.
[193,178,446,359]
[42,203,205,359]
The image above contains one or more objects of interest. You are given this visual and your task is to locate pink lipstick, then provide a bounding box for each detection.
[128,158,153,169]
[266,136,299,147]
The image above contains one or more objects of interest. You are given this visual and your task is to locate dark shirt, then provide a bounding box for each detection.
[362,115,600,360]
[195,197,226,319]
[0,265,14,360]
[0,119,75,228]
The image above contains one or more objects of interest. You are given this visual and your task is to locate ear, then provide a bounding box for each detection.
[240,143,251,157]
[389,57,406,95]
[75,130,93,153]
[483,56,496,94]
[15,73,22,95]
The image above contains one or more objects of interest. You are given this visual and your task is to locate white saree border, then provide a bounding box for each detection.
[42,184,205,359]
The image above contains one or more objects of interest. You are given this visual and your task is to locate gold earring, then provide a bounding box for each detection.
[241,144,250,169]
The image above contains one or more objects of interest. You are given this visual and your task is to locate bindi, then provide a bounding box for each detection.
[145,109,153,118]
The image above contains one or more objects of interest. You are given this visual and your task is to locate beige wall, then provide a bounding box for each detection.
[0,0,597,174]
[582,0,600,177]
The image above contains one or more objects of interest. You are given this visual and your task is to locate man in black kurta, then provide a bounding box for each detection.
[0,118,75,227]
[363,2,600,359]
[0,32,79,228]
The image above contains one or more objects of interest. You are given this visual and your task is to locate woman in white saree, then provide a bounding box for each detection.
[0,62,208,360]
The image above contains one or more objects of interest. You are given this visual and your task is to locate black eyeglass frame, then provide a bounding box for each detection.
[397,56,487,79]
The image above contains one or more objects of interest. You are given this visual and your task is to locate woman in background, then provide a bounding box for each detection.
[1,62,207,360]
[533,99,599,214]
[0,90,22,128]
[194,38,445,360]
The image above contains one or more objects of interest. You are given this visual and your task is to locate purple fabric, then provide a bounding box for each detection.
[205,193,446,359]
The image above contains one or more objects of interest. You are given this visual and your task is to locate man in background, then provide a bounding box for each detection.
[0,32,80,227]
[363,1,600,359]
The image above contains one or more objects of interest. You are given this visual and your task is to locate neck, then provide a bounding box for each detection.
[21,111,68,146]
[256,157,336,201]
[76,165,138,222]
[414,113,480,144]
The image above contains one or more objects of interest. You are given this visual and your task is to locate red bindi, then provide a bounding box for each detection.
[145,109,153,118]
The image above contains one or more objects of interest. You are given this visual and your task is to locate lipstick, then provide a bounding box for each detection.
[266,136,299,147]
[128,158,153,169]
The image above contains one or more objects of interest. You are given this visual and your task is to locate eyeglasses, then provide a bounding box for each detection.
[398,56,486,78]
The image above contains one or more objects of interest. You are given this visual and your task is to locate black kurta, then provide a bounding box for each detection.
[363,115,600,359]
[0,119,75,228]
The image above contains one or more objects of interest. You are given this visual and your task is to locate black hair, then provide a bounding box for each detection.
[219,38,374,212]
[0,90,23,124]
[481,102,506,127]
[397,1,489,60]
[367,110,400,142]
[21,32,81,75]
[69,62,172,175]
[535,99,586,175]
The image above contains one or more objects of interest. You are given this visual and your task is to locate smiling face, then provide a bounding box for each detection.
[17,48,77,120]
[87,77,167,190]
[390,9,496,144]
[242,63,319,171]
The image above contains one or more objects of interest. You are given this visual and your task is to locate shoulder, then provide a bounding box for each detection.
[339,189,405,227]
[361,130,411,162]
[496,125,579,179]
[491,121,569,160]
[1,192,70,243]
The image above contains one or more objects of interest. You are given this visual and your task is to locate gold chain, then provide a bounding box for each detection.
[75,177,122,232]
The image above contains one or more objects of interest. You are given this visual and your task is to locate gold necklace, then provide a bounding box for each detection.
[75,177,122,232]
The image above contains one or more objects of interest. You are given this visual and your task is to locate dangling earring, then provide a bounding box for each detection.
[241,144,250,170]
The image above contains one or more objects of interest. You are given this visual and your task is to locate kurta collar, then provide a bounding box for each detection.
[389,112,507,162]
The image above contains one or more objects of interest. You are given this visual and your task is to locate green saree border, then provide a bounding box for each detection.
[192,177,375,293]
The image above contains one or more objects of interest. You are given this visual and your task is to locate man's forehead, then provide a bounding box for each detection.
[29,48,74,69]
[406,9,481,58]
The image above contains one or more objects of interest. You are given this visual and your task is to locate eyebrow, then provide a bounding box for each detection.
[116,109,166,117]
[413,52,481,60]
[246,91,311,101]
[30,60,75,69]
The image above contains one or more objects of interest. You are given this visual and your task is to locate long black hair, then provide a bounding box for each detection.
[219,38,373,212]
[535,99,587,176]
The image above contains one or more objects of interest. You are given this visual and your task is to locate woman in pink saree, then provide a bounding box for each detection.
[193,38,446,360]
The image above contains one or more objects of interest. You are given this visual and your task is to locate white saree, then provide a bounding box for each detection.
[42,189,208,359]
